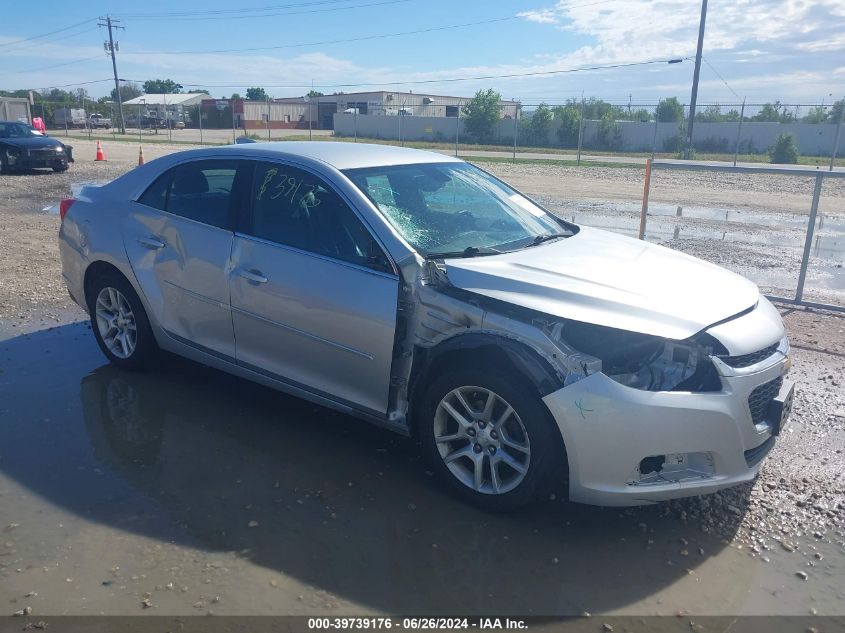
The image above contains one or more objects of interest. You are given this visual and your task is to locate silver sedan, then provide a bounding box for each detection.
[59,142,794,510]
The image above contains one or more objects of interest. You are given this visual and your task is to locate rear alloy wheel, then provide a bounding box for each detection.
[89,272,157,369]
[420,365,559,510]
[95,286,138,360]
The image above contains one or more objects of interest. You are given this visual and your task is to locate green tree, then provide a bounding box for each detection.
[143,79,182,94]
[559,97,620,121]
[246,87,268,101]
[110,82,142,102]
[627,107,651,122]
[595,111,623,150]
[553,104,581,147]
[802,106,828,123]
[306,90,325,98]
[462,88,502,142]
[656,97,684,123]
[527,103,553,146]
[752,101,796,123]
[695,104,726,122]
[829,98,845,124]
[230,93,242,100]
[769,133,799,164]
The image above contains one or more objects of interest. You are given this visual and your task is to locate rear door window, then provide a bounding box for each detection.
[137,160,250,231]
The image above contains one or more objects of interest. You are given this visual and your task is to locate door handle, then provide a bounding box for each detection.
[137,236,165,250]
[237,269,268,284]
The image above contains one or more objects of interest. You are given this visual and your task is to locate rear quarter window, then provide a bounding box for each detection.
[137,172,171,211]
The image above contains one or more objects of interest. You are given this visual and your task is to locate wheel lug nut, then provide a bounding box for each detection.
[488,446,496,455]
[490,430,498,439]
[473,443,482,454]
[467,428,476,437]
[478,421,486,429]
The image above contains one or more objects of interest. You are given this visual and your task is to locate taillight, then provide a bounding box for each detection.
[59,198,76,221]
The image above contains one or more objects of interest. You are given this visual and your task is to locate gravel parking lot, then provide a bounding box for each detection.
[0,140,843,617]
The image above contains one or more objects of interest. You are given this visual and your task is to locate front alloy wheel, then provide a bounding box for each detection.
[434,386,531,494]
[420,364,560,510]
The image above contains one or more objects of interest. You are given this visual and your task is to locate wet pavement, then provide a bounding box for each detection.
[1,315,843,616]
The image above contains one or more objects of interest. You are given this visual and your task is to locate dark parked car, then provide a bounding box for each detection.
[0,121,74,173]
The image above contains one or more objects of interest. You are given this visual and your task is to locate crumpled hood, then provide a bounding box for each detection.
[443,226,760,340]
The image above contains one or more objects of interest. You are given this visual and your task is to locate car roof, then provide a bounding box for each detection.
[210,141,462,170]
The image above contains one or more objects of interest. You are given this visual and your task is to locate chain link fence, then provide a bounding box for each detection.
[636,160,845,311]
[17,94,845,169]
[332,100,844,164]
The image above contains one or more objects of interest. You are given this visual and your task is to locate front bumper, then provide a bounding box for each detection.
[542,338,792,507]
[5,146,73,170]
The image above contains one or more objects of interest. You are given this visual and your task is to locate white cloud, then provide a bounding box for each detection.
[517,0,845,63]
[2,0,844,103]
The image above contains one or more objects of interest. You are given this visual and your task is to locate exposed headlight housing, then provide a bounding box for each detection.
[548,320,723,392]
[606,339,701,390]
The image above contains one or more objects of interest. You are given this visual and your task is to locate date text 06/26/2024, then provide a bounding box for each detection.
[307,618,528,630]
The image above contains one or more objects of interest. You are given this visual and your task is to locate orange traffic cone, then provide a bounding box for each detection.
[138,145,145,166]
[94,140,106,162]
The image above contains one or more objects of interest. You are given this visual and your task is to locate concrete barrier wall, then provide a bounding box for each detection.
[333,113,842,156]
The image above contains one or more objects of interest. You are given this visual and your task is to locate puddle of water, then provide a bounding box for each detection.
[536,196,845,295]
[3,320,844,616]
[579,200,845,234]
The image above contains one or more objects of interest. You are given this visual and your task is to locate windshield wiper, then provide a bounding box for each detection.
[529,233,569,247]
[426,245,503,259]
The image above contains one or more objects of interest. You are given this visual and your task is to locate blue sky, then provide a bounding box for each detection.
[1,0,844,109]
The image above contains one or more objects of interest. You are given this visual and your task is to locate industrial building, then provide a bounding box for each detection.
[201,91,521,130]
[123,93,208,124]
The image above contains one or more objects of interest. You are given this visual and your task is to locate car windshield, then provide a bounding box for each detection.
[0,122,39,139]
[343,162,572,257]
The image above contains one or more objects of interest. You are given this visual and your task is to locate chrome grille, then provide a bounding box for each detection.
[27,149,56,159]
[748,376,783,425]
[720,342,779,368]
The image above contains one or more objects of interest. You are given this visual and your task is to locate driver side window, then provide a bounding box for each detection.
[249,162,392,273]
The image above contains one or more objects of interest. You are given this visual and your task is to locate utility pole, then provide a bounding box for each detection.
[99,16,126,134]
[686,0,707,158]
[685,0,707,158]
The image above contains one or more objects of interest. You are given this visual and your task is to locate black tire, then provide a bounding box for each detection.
[87,270,158,370]
[419,362,561,511]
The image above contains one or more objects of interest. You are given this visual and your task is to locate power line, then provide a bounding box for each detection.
[0,18,98,49]
[118,0,412,21]
[118,0,376,18]
[129,58,682,90]
[1,26,99,54]
[123,16,521,55]
[26,78,115,91]
[0,54,103,76]
[702,55,741,100]
[122,0,618,56]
